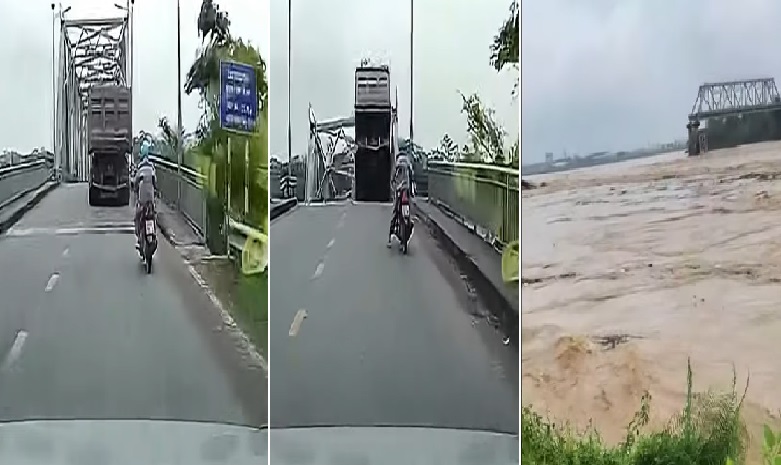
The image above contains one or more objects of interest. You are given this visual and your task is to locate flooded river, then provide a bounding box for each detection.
[521,141,781,454]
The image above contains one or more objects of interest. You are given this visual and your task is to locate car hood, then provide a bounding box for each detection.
[0,419,266,464]
[270,426,519,464]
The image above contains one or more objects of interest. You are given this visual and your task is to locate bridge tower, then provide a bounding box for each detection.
[56,7,132,182]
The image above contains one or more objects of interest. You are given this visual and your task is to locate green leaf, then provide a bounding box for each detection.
[489,1,518,73]
[774,455,781,465]
[765,424,776,449]
[725,458,735,465]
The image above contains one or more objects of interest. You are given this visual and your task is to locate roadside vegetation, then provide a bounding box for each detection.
[154,0,268,254]
[185,0,267,250]
[426,0,518,168]
[153,0,268,354]
[522,359,781,465]
[187,0,267,353]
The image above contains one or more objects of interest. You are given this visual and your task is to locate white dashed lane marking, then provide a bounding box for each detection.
[44,273,60,292]
[1,330,28,372]
[289,309,307,337]
[311,261,325,280]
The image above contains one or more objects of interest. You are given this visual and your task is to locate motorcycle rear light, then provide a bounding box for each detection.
[401,191,408,203]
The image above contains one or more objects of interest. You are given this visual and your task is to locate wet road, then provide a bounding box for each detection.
[269,202,518,432]
[0,184,266,426]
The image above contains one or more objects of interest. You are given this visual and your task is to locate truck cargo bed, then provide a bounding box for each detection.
[87,84,132,206]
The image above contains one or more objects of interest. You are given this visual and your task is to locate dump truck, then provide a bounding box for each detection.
[87,84,132,206]
[353,65,393,202]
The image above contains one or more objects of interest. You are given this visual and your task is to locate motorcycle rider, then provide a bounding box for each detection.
[134,141,157,250]
[387,152,415,247]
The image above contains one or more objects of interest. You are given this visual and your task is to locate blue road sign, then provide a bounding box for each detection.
[219,60,258,133]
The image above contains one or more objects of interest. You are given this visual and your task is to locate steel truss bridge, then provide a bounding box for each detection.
[304,108,355,202]
[55,7,132,182]
[689,78,781,121]
[687,78,781,155]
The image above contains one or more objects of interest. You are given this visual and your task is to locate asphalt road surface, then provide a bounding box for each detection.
[269,202,518,433]
[0,184,266,426]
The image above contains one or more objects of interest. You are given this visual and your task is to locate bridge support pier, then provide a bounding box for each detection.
[687,120,701,156]
[698,129,708,154]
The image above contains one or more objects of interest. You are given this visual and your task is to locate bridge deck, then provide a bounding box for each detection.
[0,184,266,425]
[269,202,518,431]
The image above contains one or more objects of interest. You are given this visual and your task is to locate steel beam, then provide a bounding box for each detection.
[689,78,781,120]
[304,102,399,203]
[305,106,357,202]
[56,13,129,182]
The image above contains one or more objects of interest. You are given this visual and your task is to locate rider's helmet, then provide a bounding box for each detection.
[395,152,409,170]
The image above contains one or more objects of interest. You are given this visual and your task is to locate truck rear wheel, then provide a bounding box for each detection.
[119,188,130,206]
[88,186,98,206]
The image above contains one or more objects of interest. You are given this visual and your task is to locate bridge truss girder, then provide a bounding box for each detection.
[305,107,356,202]
[305,98,400,203]
[689,78,781,121]
[56,14,130,182]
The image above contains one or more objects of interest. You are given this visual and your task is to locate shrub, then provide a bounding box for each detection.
[521,359,757,464]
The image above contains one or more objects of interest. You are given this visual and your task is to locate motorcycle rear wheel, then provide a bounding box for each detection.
[399,219,408,254]
[144,246,153,274]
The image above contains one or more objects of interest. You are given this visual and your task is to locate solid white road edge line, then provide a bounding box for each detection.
[186,263,268,376]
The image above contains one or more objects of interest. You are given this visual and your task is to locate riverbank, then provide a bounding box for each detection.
[522,141,781,461]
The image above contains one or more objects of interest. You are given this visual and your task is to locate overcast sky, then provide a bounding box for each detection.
[269,0,518,160]
[0,0,269,153]
[522,0,781,162]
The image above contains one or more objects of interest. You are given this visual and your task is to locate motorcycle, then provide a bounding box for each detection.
[138,201,157,273]
[395,188,413,254]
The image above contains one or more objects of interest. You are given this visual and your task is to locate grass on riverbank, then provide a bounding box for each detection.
[521,359,781,465]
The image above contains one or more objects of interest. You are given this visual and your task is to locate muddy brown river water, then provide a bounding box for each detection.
[522,141,781,458]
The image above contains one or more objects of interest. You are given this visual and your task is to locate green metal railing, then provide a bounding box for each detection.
[150,153,267,275]
[426,161,519,247]
[227,164,266,231]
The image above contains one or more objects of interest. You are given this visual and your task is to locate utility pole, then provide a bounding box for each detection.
[51,3,56,170]
[176,0,183,206]
[287,0,292,195]
[409,0,414,152]
[130,0,134,91]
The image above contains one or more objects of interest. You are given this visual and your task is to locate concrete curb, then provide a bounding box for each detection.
[0,182,59,234]
[0,185,40,212]
[270,198,298,220]
[413,199,519,348]
[153,196,206,247]
[155,215,176,246]
[155,210,205,248]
